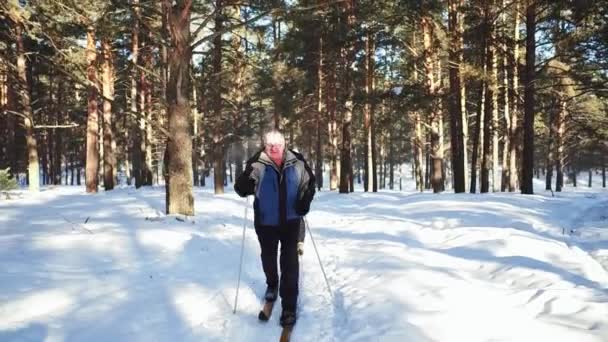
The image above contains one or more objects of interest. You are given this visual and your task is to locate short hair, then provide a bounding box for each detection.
[263,130,285,147]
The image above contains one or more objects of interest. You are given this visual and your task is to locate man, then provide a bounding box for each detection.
[234,130,315,327]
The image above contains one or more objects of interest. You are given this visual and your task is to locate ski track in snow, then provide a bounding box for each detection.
[1,183,608,342]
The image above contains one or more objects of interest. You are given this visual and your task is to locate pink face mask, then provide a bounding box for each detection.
[265,144,285,167]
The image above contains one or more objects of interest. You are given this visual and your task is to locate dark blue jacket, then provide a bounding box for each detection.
[234,149,315,227]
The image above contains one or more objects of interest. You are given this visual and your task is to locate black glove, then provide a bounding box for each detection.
[296,187,315,215]
[234,163,256,197]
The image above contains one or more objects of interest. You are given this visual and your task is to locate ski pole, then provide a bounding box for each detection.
[233,196,250,314]
[304,216,333,301]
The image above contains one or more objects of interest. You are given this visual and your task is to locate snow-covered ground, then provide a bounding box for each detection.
[1,179,607,342]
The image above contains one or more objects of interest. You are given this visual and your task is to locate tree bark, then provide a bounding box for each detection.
[364,31,376,192]
[470,80,485,193]
[508,0,520,192]
[411,32,424,192]
[212,0,225,194]
[165,0,194,215]
[545,107,555,191]
[15,23,40,191]
[140,32,153,186]
[130,0,140,187]
[448,0,466,193]
[315,32,324,190]
[521,1,536,194]
[422,16,443,193]
[102,39,115,190]
[339,0,355,194]
[481,6,495,194]
[555,99,565,191]
[327,50,339,191]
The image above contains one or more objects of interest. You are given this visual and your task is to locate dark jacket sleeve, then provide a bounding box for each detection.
[234,151,262,197]
[293,151,316,215]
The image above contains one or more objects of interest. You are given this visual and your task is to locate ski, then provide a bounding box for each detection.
[258,300,275,321]
[279,325,293,342]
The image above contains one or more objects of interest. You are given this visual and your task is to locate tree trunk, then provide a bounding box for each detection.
[545,108,555,190]
[389,131,394,190]
[327,55,339,191]
[339,0,355,194]
[422,17,443,193]
[192,81,199,186]
[212,0,225,194]
[2,59,18,177]
[84,27,99,193]
[501,0,511,192]
[0,60,5,170]
[165,0,194,215]
[491,31,499,193]
[364,32,375,192]
[588,169,592,188]
[16,23,40,191]
[140,32,153,186]
[521,1,536,194]
[448,0,466,193]
[555,99,565,191]
[102,39,115,190]
[411,33,424,192]
[470,80,485,193]
[413,110,424,192]
[315,31,324,191]
[508,0,520,192]
[481,8,495,194]
[130,0,140,187]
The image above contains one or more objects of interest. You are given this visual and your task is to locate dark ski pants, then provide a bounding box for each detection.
[255,219,300,312]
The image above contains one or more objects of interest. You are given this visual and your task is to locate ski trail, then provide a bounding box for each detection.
[562,197,608,289]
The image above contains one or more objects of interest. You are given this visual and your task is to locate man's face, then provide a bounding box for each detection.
[265,143,285,163]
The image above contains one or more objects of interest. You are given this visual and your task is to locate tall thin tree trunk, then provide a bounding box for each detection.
[339,0,355,194]
[448,0,466,193]
[102,39,115,190]
[364,32,376,192]
[470,80,486,193]
[389,131,394,190]
[131,0,141,188]
[165,0,194,215]
[422,16,443,193]
[491,28,499,193]
[2,59,18,177]
[501,0,511,192]
[508,0,520,192]
[192,82,199,186]
[412,32,424,192]
[16,23,40,191]
[326,53,339,191]
[140,32,152,186]
[555,99,565,191]
[212,0,225,194]
[481,7,495,194]
[85,27,99,193]
[521,1,537,194]
[414,109,424,192]
[316,33,324,190]
[545,108,555,190]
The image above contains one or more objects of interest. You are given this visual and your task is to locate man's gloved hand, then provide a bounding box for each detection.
[296,187,314,215]
[234,163,256,197]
